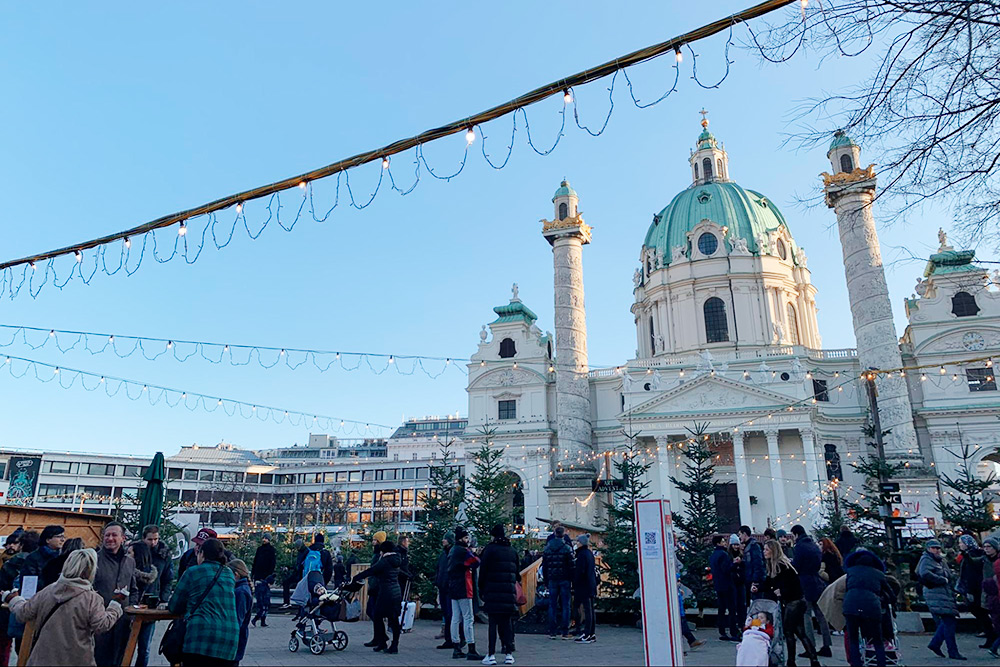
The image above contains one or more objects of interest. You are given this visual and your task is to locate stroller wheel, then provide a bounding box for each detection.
[309,634,326,655]
[332,630,349,651]
[288,635,299,652]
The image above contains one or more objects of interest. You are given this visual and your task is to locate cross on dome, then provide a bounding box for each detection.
[699,108,709,127]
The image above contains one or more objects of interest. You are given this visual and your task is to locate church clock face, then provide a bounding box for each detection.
[962,331,986,351]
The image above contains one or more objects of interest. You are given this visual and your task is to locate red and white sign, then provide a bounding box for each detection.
[635,498,683,666]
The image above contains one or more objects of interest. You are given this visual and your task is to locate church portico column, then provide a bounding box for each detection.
[655,435,678,508]
[800,427,822,509]
[764,427,788,528]
[732,430,753,529]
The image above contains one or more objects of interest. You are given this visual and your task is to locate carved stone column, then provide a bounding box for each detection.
[732,430,753,529]
[800,427,822,504]
[764,427,788,528]
[655,435,675,506]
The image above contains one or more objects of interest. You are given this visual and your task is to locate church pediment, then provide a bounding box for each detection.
[913,326,1000,354]
[625,374,800,417]
[468,366,547,389]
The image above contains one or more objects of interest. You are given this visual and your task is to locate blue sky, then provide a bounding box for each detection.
[0,2,965,456]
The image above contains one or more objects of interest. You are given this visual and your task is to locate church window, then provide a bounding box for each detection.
[703,158,714,180]
[694,162,699,180]
[776,239,788,261]
[558,202,569,220]
[840,154,854,173]
[547,340,553,360]
[966,367,996,392]
[717,159,724,179]
[952,291,980,317]
[649,315,656,354]
[812,379,829,402]
[499,338,517,358]
[697,232,718,256]
[704,297,729,343]
[498,399,517,420]
[786,304,800,345]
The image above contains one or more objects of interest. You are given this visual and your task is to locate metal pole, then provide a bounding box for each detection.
[864,370,897,552]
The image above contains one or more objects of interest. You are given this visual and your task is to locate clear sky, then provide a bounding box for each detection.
[0,2,969,457]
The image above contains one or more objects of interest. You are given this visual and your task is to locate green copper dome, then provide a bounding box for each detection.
[643,181,792,264]
[827,130,857,155]
[552,179,577,201]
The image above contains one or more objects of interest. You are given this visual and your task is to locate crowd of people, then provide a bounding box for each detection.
[710,525,1000,667]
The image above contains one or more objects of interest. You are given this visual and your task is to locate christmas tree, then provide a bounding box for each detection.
[842,422,904,556]
[466,426,513,543]
[409,438,465,603]
[671,422,720,608]
[935,441,1000,536]
[599,425,651,614]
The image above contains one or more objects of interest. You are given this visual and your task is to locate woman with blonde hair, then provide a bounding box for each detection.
[5,548,125,666]
[761,539,819,667]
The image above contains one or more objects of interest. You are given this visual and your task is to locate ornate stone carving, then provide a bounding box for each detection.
[479,325,488,343]
[729,236,750,255]
[480,369,534,387]
[922,329,1000,353]
[820,164,877,187]
[541,215,592,243]
[633,268,643,288]
[651,370,664,391]
[671,245,687,262]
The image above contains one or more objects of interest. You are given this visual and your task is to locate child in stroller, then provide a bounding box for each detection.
[288,551,352,655]
[737,599,785,667]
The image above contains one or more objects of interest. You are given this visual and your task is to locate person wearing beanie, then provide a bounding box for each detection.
[573,533,598,645]
[543,525,575,640]
[436,532,457,648]
[20,525,65,591]
[448,526,482,660]
[479,524,520,664]
[364,531,388,650]
[957,533,995,648]
[251,533,277,585]
[307,532,334,587]
[352,541,404,654]
[917,538,965,660]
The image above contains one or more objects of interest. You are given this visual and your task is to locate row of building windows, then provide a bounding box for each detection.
[42,461,148,477]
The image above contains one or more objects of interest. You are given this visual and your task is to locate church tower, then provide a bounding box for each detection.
[542,181,597,525]
[823,131,918,456]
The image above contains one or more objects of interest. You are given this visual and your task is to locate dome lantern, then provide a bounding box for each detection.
[827,129,861,175]
[689,109,729,185]
[552,179,579,220]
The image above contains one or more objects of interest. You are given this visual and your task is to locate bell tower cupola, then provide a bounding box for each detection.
[827,129,861,175]
[552,179,579,221]
[689,109,729,185]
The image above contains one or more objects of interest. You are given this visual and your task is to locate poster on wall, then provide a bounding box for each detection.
[635,498,683,666]
[6,457,42,506]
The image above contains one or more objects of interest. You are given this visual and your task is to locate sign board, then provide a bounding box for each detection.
[879,482,900,493]
[888,494,902,504]
[889,517,907,527]
[592,479,625,493]
[6,457,41,507]
[635,499,683,666]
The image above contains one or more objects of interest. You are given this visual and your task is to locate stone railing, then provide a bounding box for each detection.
[587,346,859,376]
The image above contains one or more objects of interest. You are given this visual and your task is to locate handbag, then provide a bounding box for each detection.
[515,582,527,607]
[159,563,224,665]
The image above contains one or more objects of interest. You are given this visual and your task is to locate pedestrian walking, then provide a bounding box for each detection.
[842,549,892,667]
[41,538,84,589]
[448,526,483,660]
[126,541,159,667]
[282,538,308,608]
[479,524,521,665]
[167,538,239,666]
[760,539,819,667]
[0,530,37,660]
[307,533,333,585]
[572,533,597,645]
[229,559,252,665]
[542,525,574,640]
[250,534,276,584]
[352,540,404,654]
[917,538,965,660]
[790,525,832,658]
[739,526,765,602]
[835,527,858,558]
[6,548,124,667]
[362,530,387,649]
[93,522,137,667]
[436,532,457,649]
[709,534,739,641]
[729,534,747,625]
[250,575,272,627]
[957,534,994,648]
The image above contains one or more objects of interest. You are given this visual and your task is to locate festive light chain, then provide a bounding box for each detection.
[0,353,391,436]
[0,0,801,300]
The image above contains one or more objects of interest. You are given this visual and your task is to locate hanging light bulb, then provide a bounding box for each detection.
[465,127,476,144]
[563,89,573,104]
[382,157,390,170]
[674,47,683,63]
[299,181,307,190]
[178,221,187,237]
[940,366,946,374]
[124,237,131,249]
[29,261,36,271]
[679,369,685,377]
[49,330,55,337]
[236,202,243,213]
[920,373,927,381]
[166,341,173,349]
[74,250,82,263]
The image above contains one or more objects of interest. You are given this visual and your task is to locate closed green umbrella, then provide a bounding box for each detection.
[138,452,166,530]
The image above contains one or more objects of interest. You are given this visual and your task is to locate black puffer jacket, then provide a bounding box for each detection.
[447,545,481,600]
[542,538,574,583]
[574,546,598,599]
[354,552,403,616]
[843,549,889,619]
[479,538,520,615]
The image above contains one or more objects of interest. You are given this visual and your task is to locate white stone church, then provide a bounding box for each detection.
[465,117,1000,535]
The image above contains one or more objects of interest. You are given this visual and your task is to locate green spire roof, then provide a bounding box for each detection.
[923,248,980,278]
[492,300,538,324]
[552,179,577,201]
[828,130,857,155]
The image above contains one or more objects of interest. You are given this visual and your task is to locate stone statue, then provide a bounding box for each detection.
[992,269,1000,287]
[697,349,715,372]
[511,283,520,301]
[633,268,643,288]
[651,369,664,391]
[914,277,928,297]
[790,357,804,380]
[718,361,729,376]
[773,320,785,343]
[937,227,947,249]
[479,325,488,343]
[756,234,768,254]
[797,247,808,268]
[758,360,772,381]
[671,245,687,262]
[623,372,636,393]
[656,335,665,352]
[729,236,750,255]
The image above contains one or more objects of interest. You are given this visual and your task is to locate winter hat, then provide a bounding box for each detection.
[577,534,590,547]
[262,533,272,542]
[454,526,469,542]
[490,524,506,540]
[443,531,456,545]
[313,532,326,545]
[984,537,1000,551]
[192,527,218,545]
[959,534,977,549]
[925,539,942,549]
[776,529,788,539]
[372,531,387,544]
[729,534,740,546]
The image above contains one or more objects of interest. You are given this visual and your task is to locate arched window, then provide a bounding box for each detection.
[558,202,569,220]
[704,297,729,343]
[499,337,517,358]
[717,159,724,179]
[786,304,800,345]
[703,157,714,180]
[776,238,788,260]
[840,154,854,173]
[694,162,700,180]
[952,291,980,317]
[649,315,656,354]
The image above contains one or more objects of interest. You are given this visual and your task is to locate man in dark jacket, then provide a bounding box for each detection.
[709,534,738,641]
[436,532,457,649]
[918,539,965,660]
[20,525,64,589]
[835,526,858,557]
[542,525,574,640]
[957,534,994,646]
[94,522,138,667]
[791,524,832,657]
[363,531,387,649]
[573,533,598,644]
[843,549,892,667]
[251,533,277,583]
[352,541,404,653]
[738,525,765,600]
[141,525,173,603]
[448,526,482,660]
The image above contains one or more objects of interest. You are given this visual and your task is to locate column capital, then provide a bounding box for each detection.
[732,429,745,446]
[654,435,671,447]
[763,426,780,440]
[798,426,815,441]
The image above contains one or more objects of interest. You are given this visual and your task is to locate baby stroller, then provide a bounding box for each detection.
[288,581,358,655]
[737,598,785,667]
[863,600,902,666]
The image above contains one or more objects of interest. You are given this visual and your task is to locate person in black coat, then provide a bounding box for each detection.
[353,542,404,654]
[709,535,739,641]
[573,534,598,643]
[307,533,334,585]
[762,539,819,667]
[21,525,65,590]
[835,526,859,558]
[542,525,574,639]
[435,532,457,649]
[843,549,892,667]
[790,525,831,657]
[251,534,277,583]
[479,524,521,661]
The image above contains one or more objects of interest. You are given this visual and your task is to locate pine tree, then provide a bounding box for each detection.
[671,422,720,608]
[842,423,904,556]
[813,481,850,541]
[599,425,651,614]
[409,438,465,603]
[935,441,1000,536]
[466,426,513,542]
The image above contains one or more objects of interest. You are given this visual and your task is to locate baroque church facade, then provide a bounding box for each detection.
[465,117,1000,534]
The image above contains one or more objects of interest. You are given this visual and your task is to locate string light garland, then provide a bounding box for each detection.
[0,0,801,301]
[0,353,391,436]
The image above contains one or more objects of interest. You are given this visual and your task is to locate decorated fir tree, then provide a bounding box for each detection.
[466,426,513,541]
[599,425,651,614]
[671,422,720,608]
[409,438,465,602]
[935,441,1000,536]
[842,422,904,556]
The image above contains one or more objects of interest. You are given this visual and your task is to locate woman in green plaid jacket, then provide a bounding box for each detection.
[168,538,239,666]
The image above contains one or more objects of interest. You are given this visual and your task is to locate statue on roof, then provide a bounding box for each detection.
[511,283,520,301]
[480,325,488,342]
[938,228,947,248]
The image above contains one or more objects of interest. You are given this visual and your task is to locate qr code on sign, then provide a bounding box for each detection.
[643,531,657,546]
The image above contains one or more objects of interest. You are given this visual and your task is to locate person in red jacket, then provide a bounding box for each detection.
[447,526,482,660]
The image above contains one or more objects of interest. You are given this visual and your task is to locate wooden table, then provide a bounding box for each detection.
[120,607,180,667]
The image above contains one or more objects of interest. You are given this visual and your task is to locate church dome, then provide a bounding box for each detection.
[643,180,791,264]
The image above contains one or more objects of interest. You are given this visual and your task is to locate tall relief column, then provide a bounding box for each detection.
[542,181,597,525]
[732,430,753,529]
[823,132,918,456]
[764,428,787,528]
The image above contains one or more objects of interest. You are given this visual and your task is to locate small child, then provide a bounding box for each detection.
[736,611,774,666]
[251,575,273,627]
